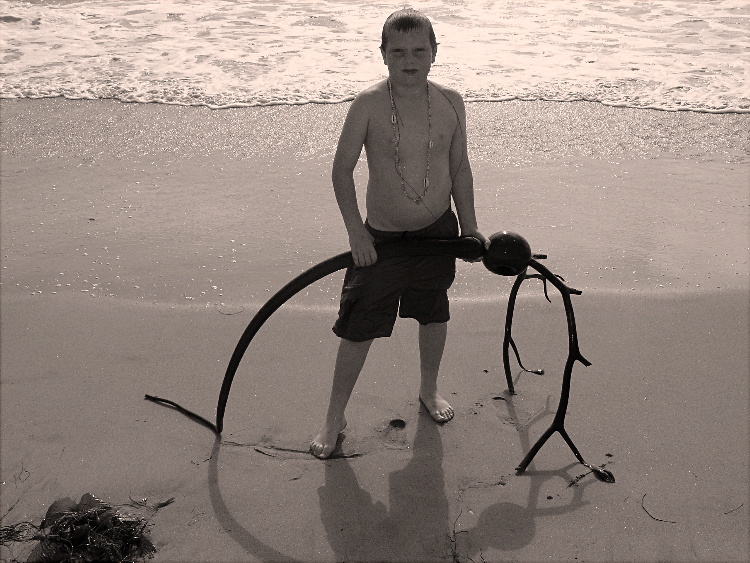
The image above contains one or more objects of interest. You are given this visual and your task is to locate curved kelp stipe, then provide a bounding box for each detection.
[145,237,484,434]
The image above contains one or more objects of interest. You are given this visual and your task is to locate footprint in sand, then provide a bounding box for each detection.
[376,418,410,450]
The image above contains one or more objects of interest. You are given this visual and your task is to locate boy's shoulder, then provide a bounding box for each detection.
[352,80,388,106]
[429,81,465,108]
[344,81,388,123]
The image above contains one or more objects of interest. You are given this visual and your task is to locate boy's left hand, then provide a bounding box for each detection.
[461,228,490,262]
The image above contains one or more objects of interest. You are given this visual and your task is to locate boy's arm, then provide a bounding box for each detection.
[448,91,489,249]
[332,94,378,267]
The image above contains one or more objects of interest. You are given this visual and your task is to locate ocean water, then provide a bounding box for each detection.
[1,0,748,113]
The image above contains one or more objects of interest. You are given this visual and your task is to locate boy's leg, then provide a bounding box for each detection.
[418,321,454,422]
[311,337,373,459]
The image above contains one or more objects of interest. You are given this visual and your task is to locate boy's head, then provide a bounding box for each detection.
[380,9,438,54]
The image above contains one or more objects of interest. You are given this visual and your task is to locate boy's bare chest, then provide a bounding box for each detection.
[366,100,455,159]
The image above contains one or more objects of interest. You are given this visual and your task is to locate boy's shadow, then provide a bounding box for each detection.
[318,411,451,562]
[318,381,596,561]
[206,379,593,561]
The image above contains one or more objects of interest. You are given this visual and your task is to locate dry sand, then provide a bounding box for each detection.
[1,98,748,562]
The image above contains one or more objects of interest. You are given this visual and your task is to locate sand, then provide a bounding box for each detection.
[1,98,748,562]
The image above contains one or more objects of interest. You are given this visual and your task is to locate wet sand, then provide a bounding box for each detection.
[1,98,748,562]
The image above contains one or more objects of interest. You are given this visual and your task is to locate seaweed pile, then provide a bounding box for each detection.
[1,493,155,563]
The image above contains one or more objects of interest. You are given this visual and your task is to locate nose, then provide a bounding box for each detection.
[404,50,418,65]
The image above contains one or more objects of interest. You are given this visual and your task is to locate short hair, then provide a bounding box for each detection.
[380,9,438,52]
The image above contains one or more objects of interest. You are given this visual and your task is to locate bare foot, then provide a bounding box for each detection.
[310,417,347,459]
[419,392,454,423]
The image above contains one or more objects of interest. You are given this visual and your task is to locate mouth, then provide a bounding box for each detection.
[402,69,419,75]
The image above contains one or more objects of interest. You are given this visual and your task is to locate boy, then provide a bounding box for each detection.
[311,9,488,459]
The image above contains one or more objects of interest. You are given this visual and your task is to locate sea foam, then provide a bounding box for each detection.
[1,0,748,112]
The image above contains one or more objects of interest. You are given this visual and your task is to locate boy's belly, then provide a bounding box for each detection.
[365,175,453,232]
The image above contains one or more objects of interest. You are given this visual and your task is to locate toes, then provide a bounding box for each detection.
[419,396,454,423]
[432,406,454,423]
[310,440,336,459]
[436,410,451,422]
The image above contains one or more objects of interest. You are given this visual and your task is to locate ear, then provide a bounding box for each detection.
[381,46,387,65]
[432,44,438,64]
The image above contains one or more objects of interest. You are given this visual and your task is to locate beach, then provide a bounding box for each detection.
[1,98,748,562]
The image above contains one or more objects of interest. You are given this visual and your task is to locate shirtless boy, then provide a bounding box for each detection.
[311,9,488,459]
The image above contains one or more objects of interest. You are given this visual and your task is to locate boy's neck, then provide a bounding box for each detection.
[388,77,429,99]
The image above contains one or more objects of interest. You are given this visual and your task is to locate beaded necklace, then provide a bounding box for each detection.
[387,78,432,204]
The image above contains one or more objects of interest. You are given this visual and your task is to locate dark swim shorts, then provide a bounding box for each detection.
[332,208,460,342]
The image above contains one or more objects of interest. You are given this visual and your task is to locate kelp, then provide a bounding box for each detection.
[1,493,155,563]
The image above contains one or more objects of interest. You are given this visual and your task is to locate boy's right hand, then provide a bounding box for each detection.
[348,225,377,267]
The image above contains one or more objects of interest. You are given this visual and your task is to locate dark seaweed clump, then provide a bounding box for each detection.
[1,493,155,563]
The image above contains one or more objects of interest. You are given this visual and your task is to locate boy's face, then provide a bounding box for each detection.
[381,28,436,87]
